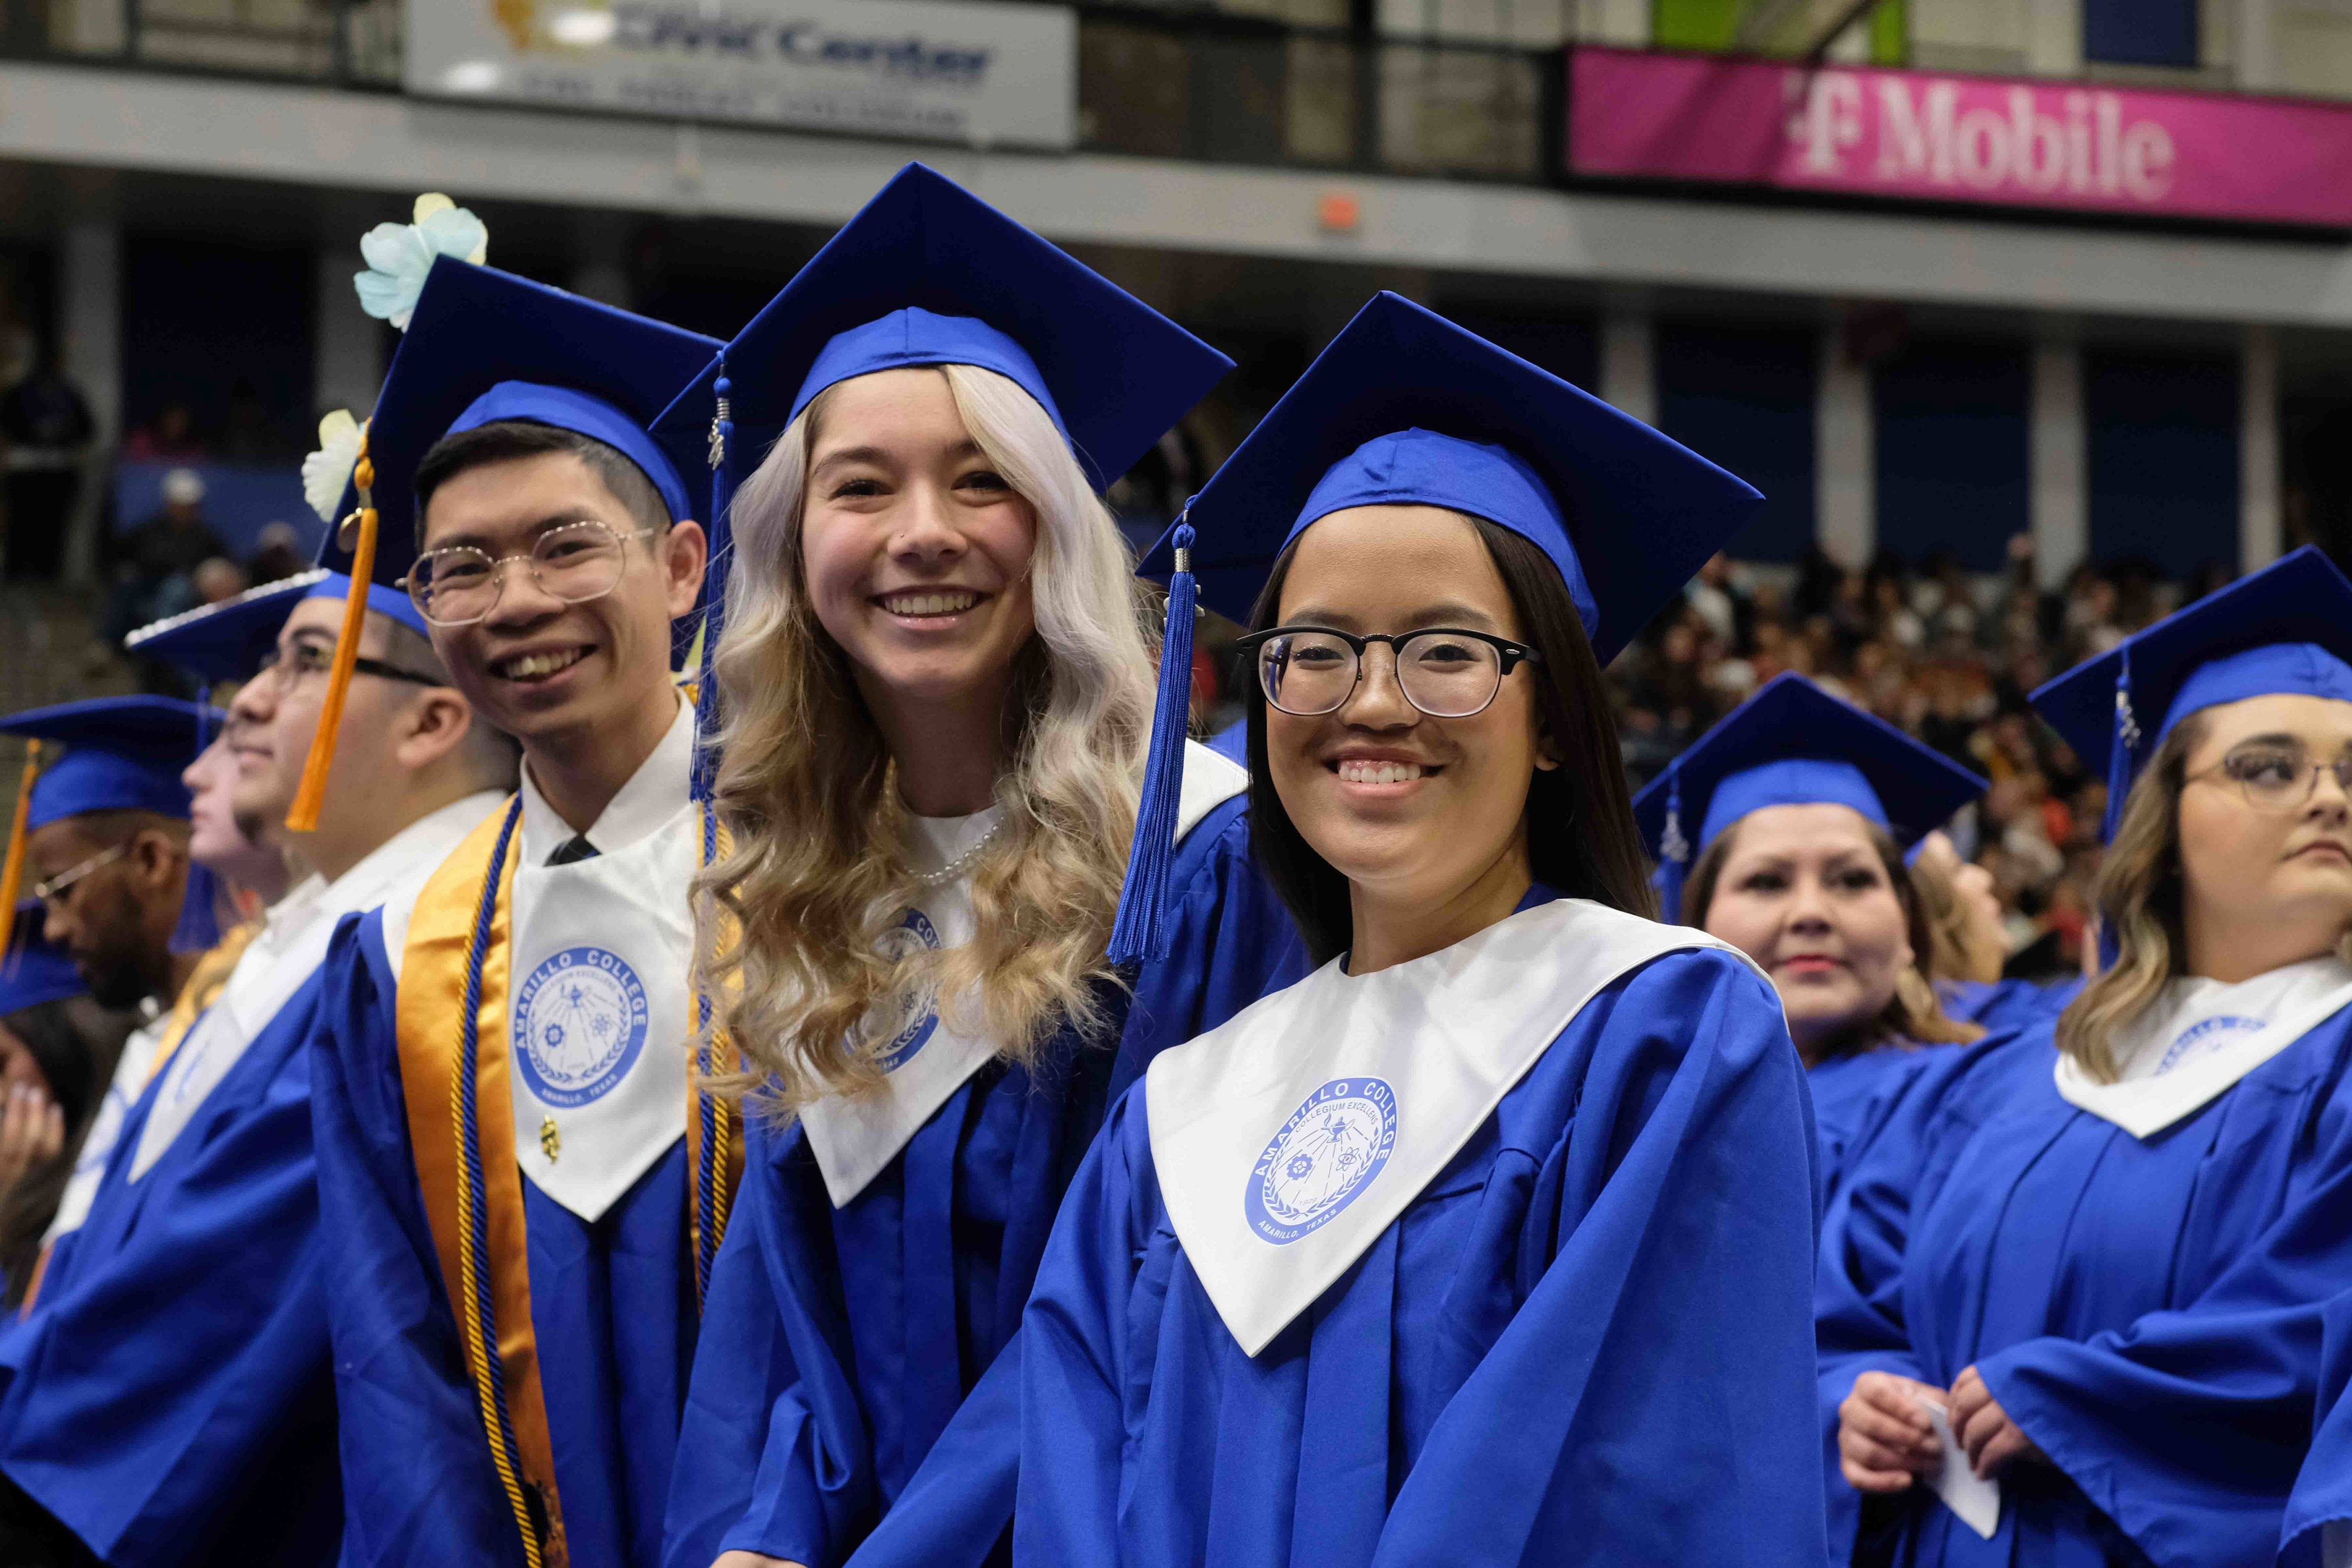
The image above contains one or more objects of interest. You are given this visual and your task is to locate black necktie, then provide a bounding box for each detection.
[546,835,599,867]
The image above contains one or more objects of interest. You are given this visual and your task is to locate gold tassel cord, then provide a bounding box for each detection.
[0,741,44,961]
[286,435,377,833]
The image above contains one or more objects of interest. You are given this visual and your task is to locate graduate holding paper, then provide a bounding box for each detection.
[654,163,1305,1568]
[1014,293,1827,1567]
[1819,545,2352,1568]
[306,234,743,1568]
[1635,672,1985,1212]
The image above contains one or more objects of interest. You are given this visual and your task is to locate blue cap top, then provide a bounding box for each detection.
[2029,546,2352,842]
[1138,292,1763,667]
[0,915,86,1013]
[0,697,220,828]
[124,568,429,683]
[651,163,1234,493]
[325,257,724,591]
[1633,673,1987,922]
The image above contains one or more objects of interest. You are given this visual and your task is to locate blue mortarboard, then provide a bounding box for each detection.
[0,697,222,960]
[1111,291,1764,961]
[124,568,430,684]
[2030,546,2352,846]
[1631,673,1986,923]
[0,913,87,1014]
[650,160,1233,802]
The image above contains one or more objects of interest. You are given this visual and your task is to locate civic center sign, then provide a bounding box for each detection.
[407,0,1077,151]
[1569,45,2352,228]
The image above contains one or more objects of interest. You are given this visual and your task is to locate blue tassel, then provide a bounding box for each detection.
[1107,518,1198,966]
[1657,767,1689,925]
[693,362,734,805]
[2102,644,2137,846]
[172,702,220,952]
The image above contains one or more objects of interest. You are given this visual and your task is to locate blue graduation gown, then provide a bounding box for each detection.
[0,976,340,1567]
[2279,1290,2352,1567]
[662,795,1306,1568]
[1810,1041,1954,1217]
[1941,977,2085,1035]
[1015,941,1827,1567]
[1817,1015,2352,1567]
[313,905,698,1568]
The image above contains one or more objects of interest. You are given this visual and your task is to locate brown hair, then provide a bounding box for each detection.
[1685,812,1982,1055]
[1241,514,1656,966]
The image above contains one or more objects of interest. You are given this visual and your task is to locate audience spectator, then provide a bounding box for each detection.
[245,522,305,587]
[0,348,97,582]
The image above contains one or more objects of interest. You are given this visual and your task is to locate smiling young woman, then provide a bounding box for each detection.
[1817,547,2352,1568]
[1012,294,1829,1567]
[661,166,1305,1568]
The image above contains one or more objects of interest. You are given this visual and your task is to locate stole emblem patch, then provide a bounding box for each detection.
[1244,1078,1399,1245]
[512,946,650,1109]
[872,909,942,1074]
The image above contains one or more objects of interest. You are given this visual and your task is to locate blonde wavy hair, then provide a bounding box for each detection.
[2055,712,2352,1080]
[695,363,1158,1115]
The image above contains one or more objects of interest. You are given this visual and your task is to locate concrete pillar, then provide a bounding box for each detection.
[1816,325,1873,569]
[1578,0,1647,46]
[2025,0,2082,75]
[1598,311,1655,427]
[2030,337,2088,593]
[313,247,384,424]
[2241,323,2282,573]
[2236,0,2278,91]
[58,221,120,586]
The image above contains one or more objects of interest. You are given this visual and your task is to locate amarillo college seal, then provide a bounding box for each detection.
[874,909,942,1073]
[1245,1078,1398,1245]
[512,947,651,1108]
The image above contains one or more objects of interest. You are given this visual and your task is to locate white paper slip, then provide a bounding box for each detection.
[1914,1395,2001,1541]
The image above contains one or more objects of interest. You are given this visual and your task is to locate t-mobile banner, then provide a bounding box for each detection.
[1569,45,2352,228]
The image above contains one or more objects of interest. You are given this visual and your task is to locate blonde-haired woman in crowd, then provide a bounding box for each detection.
[659,166,1303,1568]
[1820,546,2352,1567]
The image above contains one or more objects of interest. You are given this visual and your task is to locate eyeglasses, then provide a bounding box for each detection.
[30,842,129,910]
[1234,625,1541,720]
[2189,747,2352,812]
[254,640,442,691]
[403,521,660,628]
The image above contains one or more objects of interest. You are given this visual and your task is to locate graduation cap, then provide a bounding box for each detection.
[2030,545,2352,845]
[124,568,432,685]
[0,913,87,1015]
[290,254,722,832]
[648,160,1234,800]
[0,697,220,960]
[1110,291,1764,960]
[1631,673,1987,923]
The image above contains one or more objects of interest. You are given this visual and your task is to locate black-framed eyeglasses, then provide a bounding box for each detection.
[2189,746,2352,813]
[1235,625,1541,719]
[254,640,443,691]
[402,521,661,629]
[30,842,130,911]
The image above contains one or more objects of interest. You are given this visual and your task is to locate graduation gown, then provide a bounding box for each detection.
[311,706,733,1568]
[1940,978,2085,1036]
[1015,892,1827,1568]
[0,793,499,1568]
[1811,1042,1954,1218]
[662,744,1307,1568]
[2278,1288,2352,1568]
[1816,1005,2352,1568]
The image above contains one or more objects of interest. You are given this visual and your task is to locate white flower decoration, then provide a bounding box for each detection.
[354,193,489,330]
[302,409,365,524]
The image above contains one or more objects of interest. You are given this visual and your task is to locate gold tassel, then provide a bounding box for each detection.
[0,740,44,960]
[285,431,377,833]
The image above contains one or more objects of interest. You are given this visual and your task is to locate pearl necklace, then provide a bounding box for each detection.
[909,815,1005,888]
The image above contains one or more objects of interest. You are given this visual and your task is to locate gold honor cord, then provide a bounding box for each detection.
[0,739,42,960]
[687,806,740,1309]
[286,429,377,833]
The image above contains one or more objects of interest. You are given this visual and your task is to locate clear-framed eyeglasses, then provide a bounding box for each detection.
[402,521,660,629]
[2189,745,2352,812]
[1233,626,1542,720]
[30,842,130,911]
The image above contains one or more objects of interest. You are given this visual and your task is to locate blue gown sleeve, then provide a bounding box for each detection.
[309,909,527,1568]
[2280,1289,2352,1568]
[1976,1050,2352,1567]
[1367,950,1826,1567]
[1012,1089,1151,1567]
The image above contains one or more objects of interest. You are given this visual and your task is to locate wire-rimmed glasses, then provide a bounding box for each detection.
[1234,625,1541,720]
[2190,746,2352,812]
[403,521,659,629]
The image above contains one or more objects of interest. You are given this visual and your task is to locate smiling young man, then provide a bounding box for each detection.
[0,571,512,1568]
[303,254,736,1568]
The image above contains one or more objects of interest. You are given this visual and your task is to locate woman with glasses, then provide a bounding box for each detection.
[1820,546,2352,1568]
[1013,295,1826,1566]
[1633,673,1985,1218]
[656,167,1305,1568]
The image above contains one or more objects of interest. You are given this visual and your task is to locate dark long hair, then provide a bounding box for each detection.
[1243,515,1657,964]
[0,997,137,1307]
